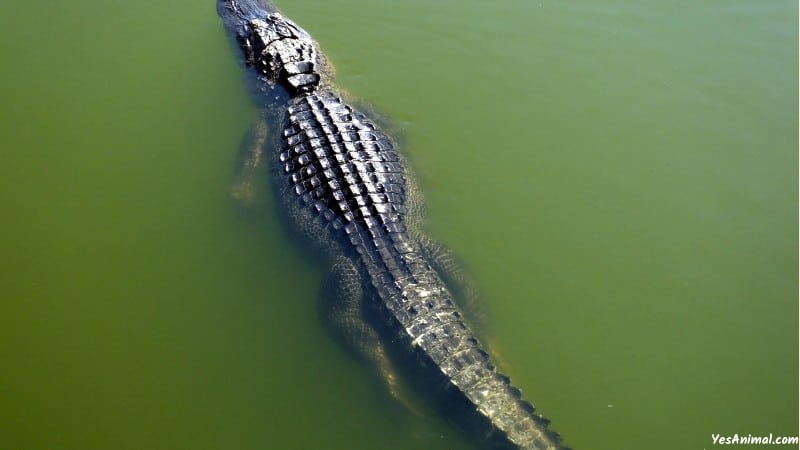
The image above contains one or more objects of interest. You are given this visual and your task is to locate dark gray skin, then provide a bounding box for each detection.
[217,1,570,449]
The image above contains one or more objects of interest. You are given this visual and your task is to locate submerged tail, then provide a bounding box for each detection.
[403,299,568,450]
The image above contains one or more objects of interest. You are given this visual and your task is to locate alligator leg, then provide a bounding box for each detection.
[416,235,516,373]
[230,114,270,207]
[319,256,426,416]
[349,100,409,149]
[416,235,488,333]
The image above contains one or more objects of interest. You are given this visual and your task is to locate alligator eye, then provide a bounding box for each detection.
[234,35,255,65]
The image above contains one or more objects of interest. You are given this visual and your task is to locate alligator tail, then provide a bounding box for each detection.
[432,337,569,450]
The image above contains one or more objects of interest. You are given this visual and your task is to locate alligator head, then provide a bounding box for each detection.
[217,0,322,94]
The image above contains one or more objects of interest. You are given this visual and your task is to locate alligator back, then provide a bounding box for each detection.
[277,90,565,450]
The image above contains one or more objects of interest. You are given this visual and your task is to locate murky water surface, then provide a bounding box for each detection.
[0,1,796,449]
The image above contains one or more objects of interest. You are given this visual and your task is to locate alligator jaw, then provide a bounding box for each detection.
[217,0,280,41]
[217,0,279,22]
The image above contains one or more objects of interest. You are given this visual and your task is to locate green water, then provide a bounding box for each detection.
[0,1,796,449]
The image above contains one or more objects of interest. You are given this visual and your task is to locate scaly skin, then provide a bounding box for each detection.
[217,1,570,448]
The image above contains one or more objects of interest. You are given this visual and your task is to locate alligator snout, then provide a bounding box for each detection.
[217,0,279,26]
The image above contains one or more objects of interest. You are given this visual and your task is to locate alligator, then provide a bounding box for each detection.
[216,1,570,449]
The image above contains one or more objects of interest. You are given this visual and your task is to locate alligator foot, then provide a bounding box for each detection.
[230,115,270,208]
[319,256,428,418]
